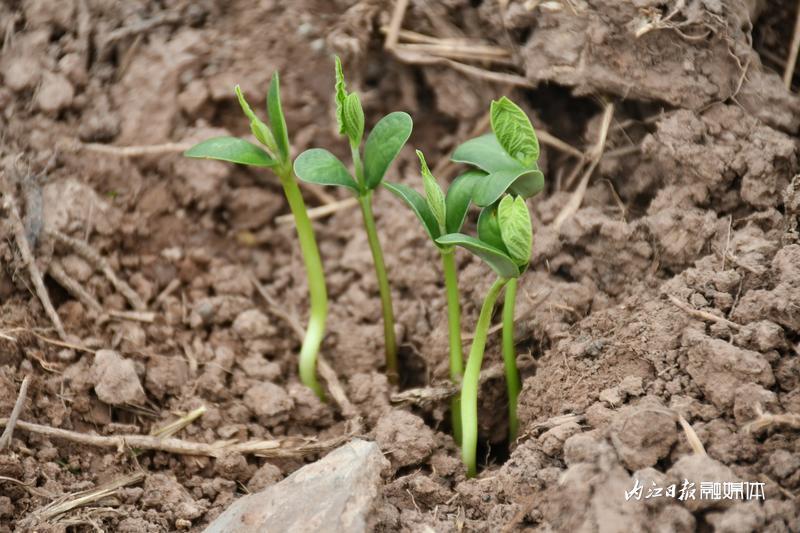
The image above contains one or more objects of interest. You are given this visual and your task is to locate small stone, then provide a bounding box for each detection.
[667,454,738,511]
[145,355,190,400]
[90,350,146,405]
[619,376,644,397]
[36,71,74,114]
[247,462,282,492]
[2,56,41,91]
[61,254,93,282]
[599,386,622,406]
[243,382,293,426]
[609,405,677,470]
[769,449,800,480]
[204,439,388,533]
[374,410,436,470]
[232,309,273,340]
[538,422,582,456]
[177,79,209,115]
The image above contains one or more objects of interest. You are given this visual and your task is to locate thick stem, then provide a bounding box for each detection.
[441,248,464,443]
[279,172,328,399]
[502,277,521,442]
[461,277,508,478]
[357,191,398,383]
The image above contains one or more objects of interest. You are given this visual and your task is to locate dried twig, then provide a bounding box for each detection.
[744,410,800,435]
[27,472,145,522]
[784,0,800,89]
[151,406,206,439]
[666,294,742,331]
[384,0,410,50]
[275,197,358,225]
[554,103,614,229]
[677,414,707,455]
[391,359,534,406]
[0,376,31,450]
[3,196,67,340]
[318,356,360,422]
[46,229,146,311]
[81,141,192,157]
[48,260,104,314]
[0,418,353,458]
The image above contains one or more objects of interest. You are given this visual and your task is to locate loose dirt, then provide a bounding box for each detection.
[1,0,799,531]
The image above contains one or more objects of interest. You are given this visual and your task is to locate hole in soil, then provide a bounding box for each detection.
[398,344,428,389]
[752,0,798,84]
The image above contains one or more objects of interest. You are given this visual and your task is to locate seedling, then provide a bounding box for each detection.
[439,96,543,477]
[294,57,412,383]
[384,150,482,442]
[183,73,329,399]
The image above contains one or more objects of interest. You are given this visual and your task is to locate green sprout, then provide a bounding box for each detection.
[183,73,328,399]
[440,96,543,477]
[384,150,482,442]
[294,57,412,383]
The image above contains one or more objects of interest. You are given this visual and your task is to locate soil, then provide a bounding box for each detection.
[1,0,799,531]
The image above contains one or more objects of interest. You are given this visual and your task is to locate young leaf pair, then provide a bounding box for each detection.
[293,58,412,383]
[389,97,543,477]
[184,74,328,399]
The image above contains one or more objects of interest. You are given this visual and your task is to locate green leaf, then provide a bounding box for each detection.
[498,195,532,267]
[184,137,277,167]
[384,182,440,242]
[293,148,359,192]
[472,167,540,207]
[334,56,347,136]
[417,150,446,230]
[509,167,545,198]
[343,92,365,146]
[445,170,483,233]
[477,206,507,253]
[235,85,276,151]
[451,133,521,174]
[490,96,539,167]
[363,112,413,189]
[267,72,290,162]
[436,233,519,278]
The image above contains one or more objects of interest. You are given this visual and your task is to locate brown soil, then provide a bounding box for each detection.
[1,0,799,531]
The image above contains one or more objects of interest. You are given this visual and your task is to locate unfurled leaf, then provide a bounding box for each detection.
[363,112,413,189]
[334,56,347,135]
[417,150,446,230]
[445,170,483,234]
[343,92,365,146]
[384,182,441,242]
[436,233,519,278]
[498,195,532,267]
[184,137,277,167]
[267,72,290,161]
[294,148,359,192]
[490,97,539,167]
[451,133,521,174]
[477,206,507,253]
[471,167,540,207]
[235,85,276,151]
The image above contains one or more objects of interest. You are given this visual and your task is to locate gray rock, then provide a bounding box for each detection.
[203,439,387,533]
[90,350,146,405]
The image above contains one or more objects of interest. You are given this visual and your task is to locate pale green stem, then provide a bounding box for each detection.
[278,170,328,399]
[441,248,463,443]
[461,277,508,478]
[502,277,521,442]
[357,191,398,383]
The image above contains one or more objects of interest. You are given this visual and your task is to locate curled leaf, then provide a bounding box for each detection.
[490,96,539,167]
[417,150,446,230]
[477,206,507,254]
[384,182,440,242]
[235,85,276,152]
[445,170,482,234]
[267,72,290,162]
[334,56,347,135]
[343,92,365,146]
[497,195,532,267]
